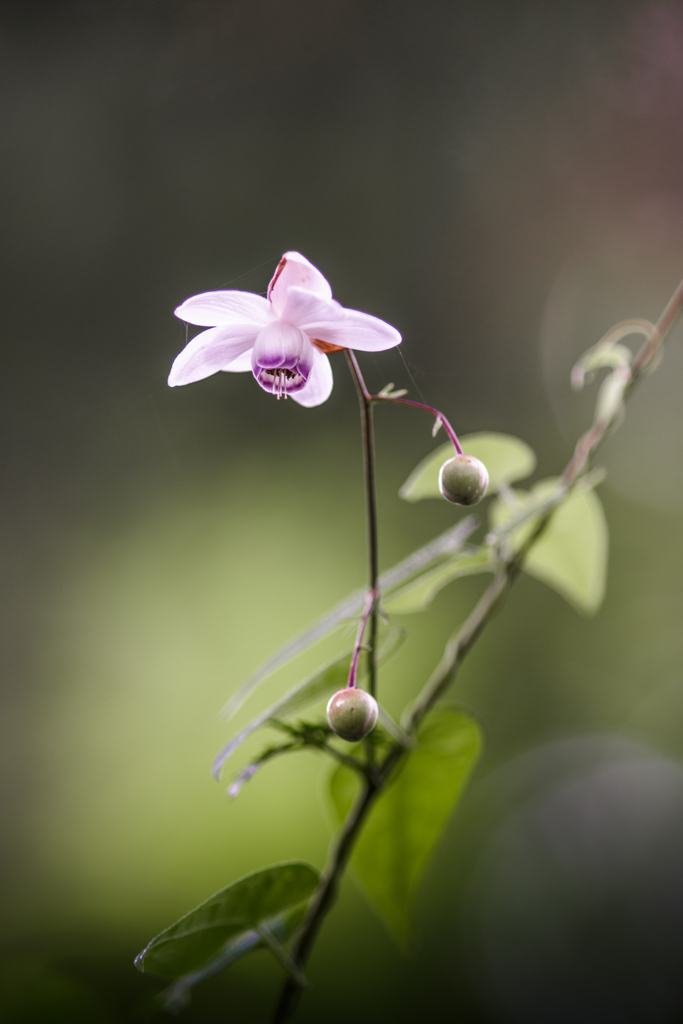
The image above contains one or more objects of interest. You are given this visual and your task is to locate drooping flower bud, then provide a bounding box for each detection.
[326,688,379,742]
[438,454,489,505]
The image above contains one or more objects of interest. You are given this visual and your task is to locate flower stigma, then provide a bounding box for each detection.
[260,368,304,399]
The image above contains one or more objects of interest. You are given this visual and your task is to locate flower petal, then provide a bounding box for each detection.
[302,306,402,352]
[279,286,345,331]
[290,350,334,407]
[168,325,258,386]
[174,290,272,328]
[221,349,253,372]
[268,252,333,316]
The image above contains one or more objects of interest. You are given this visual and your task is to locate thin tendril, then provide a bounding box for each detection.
[397,346,428,403]
[343,351,463,454]
[376,394,463,453]
[347,589,377,689]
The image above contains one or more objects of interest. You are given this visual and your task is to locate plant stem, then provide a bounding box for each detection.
[374,394,463,453]
[347,588,376,689]
[272,741,405,1023]
[271,275,683,1022]
[407,273,683,728]
[345,350,379,699]
[271,775,379,1022]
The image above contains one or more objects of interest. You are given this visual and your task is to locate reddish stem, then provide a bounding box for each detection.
[344,351,463,454]
[347,589,377,689]
[379,395,463,454]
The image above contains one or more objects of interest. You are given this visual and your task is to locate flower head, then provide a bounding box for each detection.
[168,252,401,406]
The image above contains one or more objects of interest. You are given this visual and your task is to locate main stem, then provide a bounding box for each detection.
[346,350,379,699]
[271,352,382,1024]
[271,274,683,1023]
[271,776,380,1023]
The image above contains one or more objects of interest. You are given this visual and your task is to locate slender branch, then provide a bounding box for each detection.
[272,737,405,1023]
[632,274,683,375]
[404,518,546,731]
[271,275,683,1023]
[321,742,376,779]
[373,394,463,454]
[406,273,683,728]
[271,776,380,1023]
[345,351,379,699]
[347,588,376,689]
[258,924,310,990]
[404,569,510,730]
[354,366,463,454]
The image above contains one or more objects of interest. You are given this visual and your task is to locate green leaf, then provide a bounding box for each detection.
[135,862,319,980]
[222,518,477,719]
[158,904,308,1012]
[489,478,608,615]
[329,709,482,948]
[213,628,405,781]
[226,740,303,799]
[383,549,493,614]
[376,705,415,748]
[399,432,536,502]
[486,479,565,547]
[256,923,310,989]
[214,652,351,780]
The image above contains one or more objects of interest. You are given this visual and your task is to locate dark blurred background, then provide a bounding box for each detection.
[2,1,683,1021]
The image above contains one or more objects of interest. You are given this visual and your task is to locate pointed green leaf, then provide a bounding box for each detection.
[377,705,415,748]
[222,518,476,719]
[213,628,405,780]
[214,652,351,780]
[227,740,302,799]
[158,903,308,1012]
[135,862,319,980]
[489,478,608,615]
[256,923,310,988]
[159,932,263,1011]
[399,432,536,502]
[526,488,608,614]
[329,709,482,948]
[383,549,493,614]
[486,480,564,546]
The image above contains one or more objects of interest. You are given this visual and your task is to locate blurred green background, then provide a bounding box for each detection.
[2,1,683,1021]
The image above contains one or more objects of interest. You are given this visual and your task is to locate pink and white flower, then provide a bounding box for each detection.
[168,252,401,407]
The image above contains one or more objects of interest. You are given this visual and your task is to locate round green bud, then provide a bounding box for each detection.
[438,454,489,505]
[326,687,379,742]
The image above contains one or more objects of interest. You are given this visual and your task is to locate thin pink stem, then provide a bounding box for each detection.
[344,351,463,454]
[347,589,376,689]
[377,395,463,454]
[345,351,373,400]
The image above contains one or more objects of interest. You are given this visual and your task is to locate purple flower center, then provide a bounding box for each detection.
[251,321,314,399]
